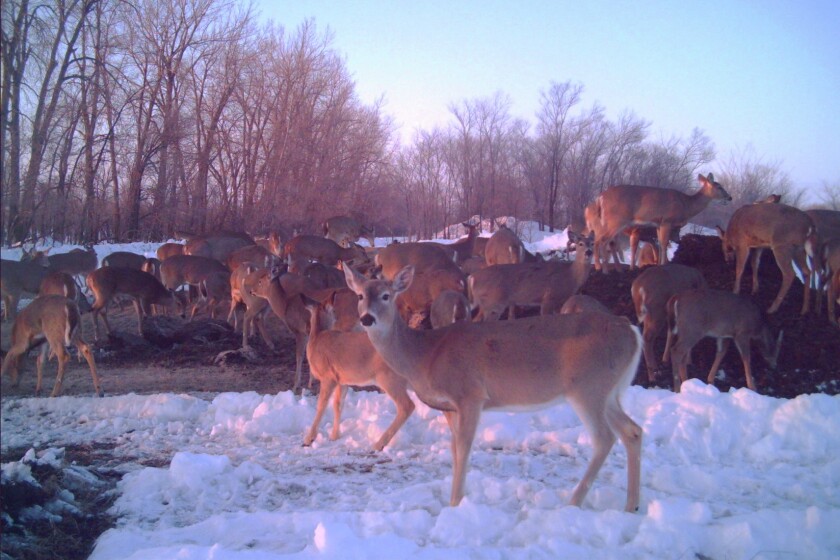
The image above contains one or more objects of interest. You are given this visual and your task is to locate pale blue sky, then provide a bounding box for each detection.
[252,0,840,193]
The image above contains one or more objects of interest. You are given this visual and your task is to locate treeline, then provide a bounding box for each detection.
[1,0,807,246]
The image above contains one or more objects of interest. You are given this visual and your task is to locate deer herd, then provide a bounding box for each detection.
[2,174,839,512]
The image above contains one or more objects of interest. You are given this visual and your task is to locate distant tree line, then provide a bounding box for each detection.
[2,0,834,246]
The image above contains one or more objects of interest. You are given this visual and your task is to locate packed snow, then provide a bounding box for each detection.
[2,225,839,559]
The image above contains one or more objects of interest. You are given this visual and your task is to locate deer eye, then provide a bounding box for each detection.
[357,294,364,301]
[382,293,390,301]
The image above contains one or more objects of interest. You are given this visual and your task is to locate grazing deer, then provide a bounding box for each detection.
[716,202,816,314]
[662,288,783,392]
[484,224,541,265]
[1,252,52,321]
[285,235,369,270]
[159,254,229,293]
[323,215,376,248]
[38,271,92,314]
[594,173,731,270]
[86,267,182,339]
[558,294,612,315]
[426,222,481,265]
[430,289,472,328]
[630,264,708,382]
[156,242,184,262]
[469,239,592,321]
[226,244,281,272]
[249,268,311,393]
[1,295,102,397]
[303,299,414,450]
[189,270,231,321]
[344,264,643,511]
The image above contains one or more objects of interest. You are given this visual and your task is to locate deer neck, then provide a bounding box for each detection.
[686,185,716,216]
[366,312,446,389]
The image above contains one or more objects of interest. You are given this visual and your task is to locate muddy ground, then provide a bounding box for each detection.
[1,234,838,559]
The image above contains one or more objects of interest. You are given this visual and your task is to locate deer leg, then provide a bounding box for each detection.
[605,398,643,512]
[628,230,640,269]
[446,403,482,507]
[35,343,51,396]
[51,345,71,398]
[132,299,145,335]
[304,376,336,446]
[643,319,662,382]
[657,225,672,266]
[733,248,750,294]
[330,384,348,441]
[792,246,812,315]
[750,248,764,295]
[568,398,617,509]
[829,272,838,325]
[373,376,415,452]
[670,338,695,392]
[733,336,756,391]
[706,338,731,386]
[254,312,275,351]
[768,246,796,314]
[75,339,103,397]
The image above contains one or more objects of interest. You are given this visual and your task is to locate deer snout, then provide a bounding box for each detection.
[360,313,376,327]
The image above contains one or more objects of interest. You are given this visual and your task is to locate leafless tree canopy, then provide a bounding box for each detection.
[2,1,827,245]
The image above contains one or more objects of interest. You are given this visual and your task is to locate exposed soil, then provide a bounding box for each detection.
[1,234,838,559]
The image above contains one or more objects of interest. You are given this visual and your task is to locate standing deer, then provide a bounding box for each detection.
[102,251,147,269]
[227,264,274,351]
[156,242,184,262]
[630,264,708,382]
[303,300,414,450]
[662,288,783,392]
[323,215,376,248]
[483,224,541,265]
[716,202,815,314]
[594,173,731,271]
[284,235,369,270]
[1,252,51,321]
[86,267,182,339]
[344,264,643,511]
[1,295,102,397]
[426,222,481,265]
[180,231,255,262]
[374,241,461,280]
[189,271,231,321]
[38,271,92,314]
[468,239,592,321]
[430,289,472,328]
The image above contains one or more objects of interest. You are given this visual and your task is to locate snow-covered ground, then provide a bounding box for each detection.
[2,225,839,559]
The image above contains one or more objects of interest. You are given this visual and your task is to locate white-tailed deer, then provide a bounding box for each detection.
[594,173,731,270]
[805,209,840,314]
[558,294,611,315]
[249,268,311,393]
[285,235,369,270]
[1,295,102,397]
[430,289,472,328]
[38,271,92,314]
[375,240,462,280]
[484,224,541,265]
[156,242,184,262]
[86,267,182,339]
[630,263,708,382]
[226,244,281,272]
[102,251,147,269]
[40,246,99,279]
[323,215,376,248]
[662,288,783,392]
[716,202,816,314]
[469,239,592,321]
[427,222,480,265]
[303,299,414,450]
[180,231,255,263]
[227,264,275,351]
[189,270,231,321]
[396,266,466,325]
[344,264,643,511]
[159,254,229,293]
[1,252,51,321]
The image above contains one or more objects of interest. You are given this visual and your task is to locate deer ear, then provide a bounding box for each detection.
[392,266,415,294]
[706,172,715,182]
[343,262,366,295]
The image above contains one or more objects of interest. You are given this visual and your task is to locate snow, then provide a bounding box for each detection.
[2,226,839,559]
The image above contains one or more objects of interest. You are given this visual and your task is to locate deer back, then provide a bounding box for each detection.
[87,267,173,306]
[156,242,185,261]
[184,233,254,262]
[375,241,456,279]
[160,254,228,289]
[723,203,815,253]
[630,263,707,323]
[45,247,99,276]
[1,258,51,296]
[484,226,524,265]
[102,251,147,269]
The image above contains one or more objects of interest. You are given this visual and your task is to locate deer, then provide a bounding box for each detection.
[716,202,816,314]
[86,267,183,340]
[1,295,103,397]
[821,238,840,325]
[804,209,840,314]
[39,245,99,279]
[593,173,731,272]
[630,263,708,382]
[426,222,481,265]
[374,240,462,280]
[469,239,592,321]
[226,244,282,272]
[188,270,231,321]
[323,215,376,248]
[180,231,255,263]
[102,251,147,269]
[1,252,52,322]
[558,294,612,315]
[156,242,184,262]
[430,289,472,328]
[395,266,467,326]
[662,288,783,392]
[344,263,643,511]
[284,235,369,271]
[483,223,541,265]
[248,267,312,394]
[38,271,92,314]
[159,254,229,294]
[302,298,415,450]
[227,264,275,351]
